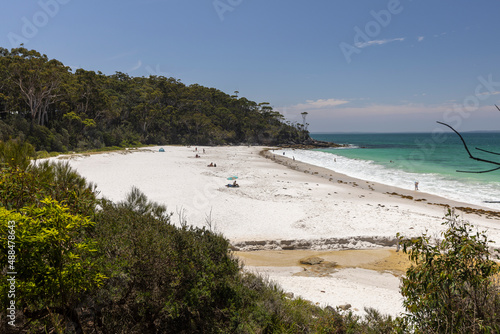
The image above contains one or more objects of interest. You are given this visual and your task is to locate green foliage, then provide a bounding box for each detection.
[36,150,63,159]
[122,185,169,218]
[31,161,99,217]
[309,307,404,334]
[0,165,39,210]
[0,160,98,216]
[93,189,243,333]
[0,138,35,169]
[0,199,105,331]
[398,210,500,333]
[0,144,102,332]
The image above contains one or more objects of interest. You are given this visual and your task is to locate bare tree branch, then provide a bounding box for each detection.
[475,147,500,156]
[457,166,500,174]
[437,121,500,173]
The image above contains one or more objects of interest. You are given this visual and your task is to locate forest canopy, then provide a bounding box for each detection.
[0,47,308,152]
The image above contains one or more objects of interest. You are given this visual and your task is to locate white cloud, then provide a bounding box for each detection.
[313,103,438,117]
[304,102,496,118]
[433,32,448,38]
[417,36,424,42]
[281,98,350,122]
[286,100,451,119]
[355,37,405,49]
[282,100,500,132]
[476,90,500,96]
[306,103,500,132]
[289,98,350,112]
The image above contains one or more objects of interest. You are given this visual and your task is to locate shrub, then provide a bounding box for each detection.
[92,189,243,333]
[0,160,98,217]
[0,147,102,332]
[0,199,106,333]
[0,138,35,169]
[397,210,500,333]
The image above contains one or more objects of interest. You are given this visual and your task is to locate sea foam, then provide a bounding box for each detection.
[277,149,500,210]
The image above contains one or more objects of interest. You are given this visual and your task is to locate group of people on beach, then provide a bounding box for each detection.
[191,146,241,188]
[193,147,205,153]
[193,147,206,158]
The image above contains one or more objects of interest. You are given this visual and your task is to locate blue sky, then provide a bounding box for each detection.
[2,0,500,132]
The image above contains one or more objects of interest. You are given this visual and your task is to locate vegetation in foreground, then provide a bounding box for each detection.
[0,139,499,333]
[398,211,500,333]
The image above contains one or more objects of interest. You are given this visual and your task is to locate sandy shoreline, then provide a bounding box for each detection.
[47,145,500,316]
[265,148,500,218]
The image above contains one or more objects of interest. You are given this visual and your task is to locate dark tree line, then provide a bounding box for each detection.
[0,47,308,152]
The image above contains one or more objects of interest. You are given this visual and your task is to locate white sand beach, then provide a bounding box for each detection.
[46,146,500,317]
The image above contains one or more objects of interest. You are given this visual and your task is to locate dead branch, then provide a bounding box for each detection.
[436,121,500,173]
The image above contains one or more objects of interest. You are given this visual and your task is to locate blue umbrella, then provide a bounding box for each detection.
[227,176,238,180]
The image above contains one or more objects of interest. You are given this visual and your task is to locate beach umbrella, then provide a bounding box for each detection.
[227,176,238,180]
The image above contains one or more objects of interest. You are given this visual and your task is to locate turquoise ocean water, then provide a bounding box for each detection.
[285,132,500,210]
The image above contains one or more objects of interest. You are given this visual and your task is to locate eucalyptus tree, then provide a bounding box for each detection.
[9,47,70,126]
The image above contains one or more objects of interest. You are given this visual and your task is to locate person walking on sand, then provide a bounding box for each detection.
[414,181,419,191]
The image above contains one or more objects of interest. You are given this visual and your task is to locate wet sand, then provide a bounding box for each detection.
[235,248,411,277]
